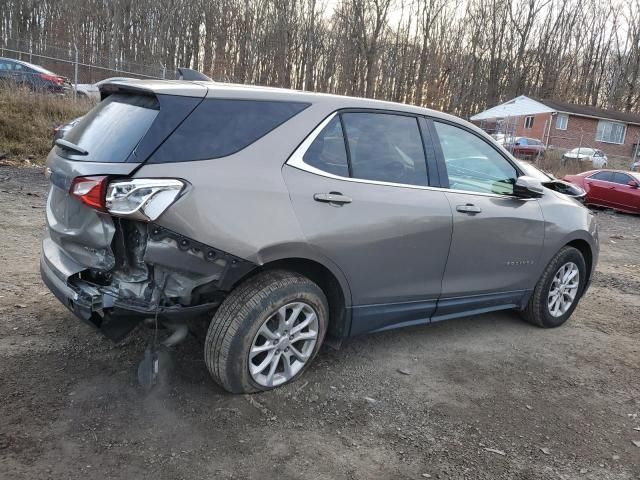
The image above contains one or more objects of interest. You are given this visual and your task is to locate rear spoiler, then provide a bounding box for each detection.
[99,79,208,101]
[177,67,212,81]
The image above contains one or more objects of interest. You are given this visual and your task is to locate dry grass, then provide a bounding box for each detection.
[0,87,92,165]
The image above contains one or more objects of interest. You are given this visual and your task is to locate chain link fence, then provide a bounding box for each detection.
[0,36,168,96]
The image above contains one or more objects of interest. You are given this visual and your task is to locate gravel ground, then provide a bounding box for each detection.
[0,166,639,480]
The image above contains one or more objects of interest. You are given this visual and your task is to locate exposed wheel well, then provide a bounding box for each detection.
[566,239,593,291]
[235,258,349,341]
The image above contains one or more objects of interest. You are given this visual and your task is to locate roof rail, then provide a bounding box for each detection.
[177,68,212,82]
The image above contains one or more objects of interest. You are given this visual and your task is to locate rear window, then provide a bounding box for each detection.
[59,94,159,162]
[150,99,309,163]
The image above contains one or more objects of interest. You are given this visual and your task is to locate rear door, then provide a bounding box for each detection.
[609,172,640,212]
[284,111,452,335]
[429,120,545,319]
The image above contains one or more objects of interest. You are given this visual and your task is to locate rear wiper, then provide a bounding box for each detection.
[55,139,88,156]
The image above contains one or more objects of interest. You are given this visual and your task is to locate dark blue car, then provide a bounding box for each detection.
[0,57,70,94]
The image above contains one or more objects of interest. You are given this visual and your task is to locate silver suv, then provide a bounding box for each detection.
[41,80,598,393]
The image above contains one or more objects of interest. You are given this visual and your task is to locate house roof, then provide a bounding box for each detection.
[470,96,553,121]
[470,94,640,126]
[534,98,640,125]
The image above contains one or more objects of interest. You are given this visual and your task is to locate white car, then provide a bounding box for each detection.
[562,147,608,168]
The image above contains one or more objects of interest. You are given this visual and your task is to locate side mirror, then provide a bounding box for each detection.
[515,142,521,146]
[514,176,545,198]
[628,180,639,188]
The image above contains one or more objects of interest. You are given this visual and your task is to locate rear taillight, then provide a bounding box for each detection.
[106,179,185,221]
[70,176,109,211]
[70,177,185,220]
[39,73,64,85]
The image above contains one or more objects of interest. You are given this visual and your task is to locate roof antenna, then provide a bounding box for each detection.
[176,67,212,81]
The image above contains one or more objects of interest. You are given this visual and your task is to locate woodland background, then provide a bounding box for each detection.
[2,0,640,117]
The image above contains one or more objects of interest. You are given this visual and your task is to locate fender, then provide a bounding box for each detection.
[255,241,353,308]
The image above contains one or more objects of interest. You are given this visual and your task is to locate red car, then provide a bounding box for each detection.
[504,137,546,159]
[563,170,640,214]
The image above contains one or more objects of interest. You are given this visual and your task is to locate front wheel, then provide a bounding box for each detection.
[521,246,586,328]
[204,270,328,393]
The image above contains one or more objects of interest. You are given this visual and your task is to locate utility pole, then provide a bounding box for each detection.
[73,44,78,100]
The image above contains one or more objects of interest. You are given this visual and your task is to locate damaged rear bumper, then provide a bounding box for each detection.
[40,225,255,342]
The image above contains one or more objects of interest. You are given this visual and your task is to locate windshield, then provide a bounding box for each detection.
[516,160,552,181]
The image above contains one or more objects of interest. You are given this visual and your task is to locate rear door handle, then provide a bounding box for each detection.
[456,204,482,214]
[314,192,352,205]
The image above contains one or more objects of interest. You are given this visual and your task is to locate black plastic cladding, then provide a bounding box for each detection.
[124,93,204,163]
[148,225,256,291]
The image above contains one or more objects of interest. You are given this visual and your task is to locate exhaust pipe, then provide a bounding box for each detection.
[161,322,189,347]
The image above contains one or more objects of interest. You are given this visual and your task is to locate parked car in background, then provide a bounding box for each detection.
[41,79,598,393]
[492,133,514,146]
[74,77,133,101]
[515,160,586,202]
[562,148,608,168]
[506,137,546,159]
[0,57,70,94]
[563,170,640,214]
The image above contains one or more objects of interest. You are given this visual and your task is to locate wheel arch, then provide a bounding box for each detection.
[565,238,594,292]
[233,246,353,341]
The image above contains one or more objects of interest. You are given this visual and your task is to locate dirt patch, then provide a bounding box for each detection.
[0,166,639,479]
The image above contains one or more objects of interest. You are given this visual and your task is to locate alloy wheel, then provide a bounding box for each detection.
[547,262,580,317]
[248,302,319,387]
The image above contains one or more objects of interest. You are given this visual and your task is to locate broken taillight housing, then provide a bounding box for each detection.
[70,177,185,221]
[70,175,109,211]
[105,178,185,221]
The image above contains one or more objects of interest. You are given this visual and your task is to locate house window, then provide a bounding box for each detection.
[556,113,568,130]
[596,120,626,144]
[524,116,534,129]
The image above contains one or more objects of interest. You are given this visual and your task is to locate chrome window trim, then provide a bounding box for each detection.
[286,111,530,200]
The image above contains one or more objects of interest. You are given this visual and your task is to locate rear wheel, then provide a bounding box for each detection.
[204,270,328,393]
[521,246,586,328]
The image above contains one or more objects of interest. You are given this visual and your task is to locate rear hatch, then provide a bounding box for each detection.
[44,81,207,278]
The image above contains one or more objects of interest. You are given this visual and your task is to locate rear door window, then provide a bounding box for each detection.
[60,93,159,162]
[151,99,309,162]
[612,172,632,185]
[341,112,428,186]
[303,116,349,177]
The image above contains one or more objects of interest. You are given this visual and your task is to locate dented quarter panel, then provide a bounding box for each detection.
[132,103,335,262]
[45,150,140,271]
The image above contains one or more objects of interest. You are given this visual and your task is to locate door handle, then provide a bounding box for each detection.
[314,192,352,205]
[456,204,482,214]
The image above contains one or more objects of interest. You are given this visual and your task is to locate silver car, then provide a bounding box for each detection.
[562,147,608,168]
[41,80,599,393]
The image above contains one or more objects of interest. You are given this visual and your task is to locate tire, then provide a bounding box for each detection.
[204,270,329,393]
[521,246,586,328]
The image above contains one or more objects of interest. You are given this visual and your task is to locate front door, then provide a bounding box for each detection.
[430,120,545,320]
[284,111,452,335]
[584,171,615,207]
